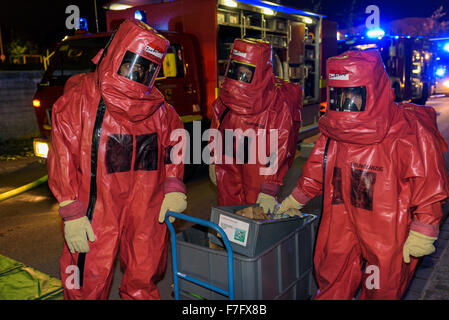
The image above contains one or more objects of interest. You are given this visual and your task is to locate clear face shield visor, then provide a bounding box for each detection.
[329,86,367,112]
[226,60,256,84]
[118,51,160,87]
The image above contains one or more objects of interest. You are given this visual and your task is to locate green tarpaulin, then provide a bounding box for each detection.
[0,254,63,300]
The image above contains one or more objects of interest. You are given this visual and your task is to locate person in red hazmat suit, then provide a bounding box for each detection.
[208,39,302,212]
[47,19,187,300]
[278,49,449,300]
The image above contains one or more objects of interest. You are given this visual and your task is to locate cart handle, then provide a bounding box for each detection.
[165,211,235,300]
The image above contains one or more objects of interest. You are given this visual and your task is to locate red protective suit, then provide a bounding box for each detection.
[48,20,185,300]
[291,49,449,299]
[211,39,302,205]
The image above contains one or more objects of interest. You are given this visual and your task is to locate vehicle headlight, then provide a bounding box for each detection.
[33,139,49,158]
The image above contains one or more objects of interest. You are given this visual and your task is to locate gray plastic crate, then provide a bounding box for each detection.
[209,204,307,257]
[176,214,317,300]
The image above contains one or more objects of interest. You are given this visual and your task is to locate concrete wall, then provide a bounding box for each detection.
[0,71,43,141]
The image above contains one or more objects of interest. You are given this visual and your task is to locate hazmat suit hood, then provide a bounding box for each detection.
[319,49,396,144]
[220,39,276,115]
[94,19,170,122]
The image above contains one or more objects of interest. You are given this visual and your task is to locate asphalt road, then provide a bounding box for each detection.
[0,136,313,299]
[433,96,449,171]
[0,95,448,300]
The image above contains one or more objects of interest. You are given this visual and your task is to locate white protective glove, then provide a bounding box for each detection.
[278,195,305,218]
[256,192,277,214]
[158,192,187,223]
[64,216,96,254]
[209,164,217,186]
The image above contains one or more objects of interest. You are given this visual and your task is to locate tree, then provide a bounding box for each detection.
[7,37,39,63]
[310,0,323,14]
[422,6,449,37]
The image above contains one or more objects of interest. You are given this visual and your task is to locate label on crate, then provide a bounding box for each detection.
[218,214,250,247]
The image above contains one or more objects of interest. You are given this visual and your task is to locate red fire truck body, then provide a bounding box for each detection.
[32,0,337,172]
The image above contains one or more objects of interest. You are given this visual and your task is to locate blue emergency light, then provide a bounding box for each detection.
[436,68,446,77]
[367,28,385,38]
[79,17,88,31]
[444,42,449,52]
[135,10,147,23]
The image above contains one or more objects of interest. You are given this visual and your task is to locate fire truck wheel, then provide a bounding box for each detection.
[393,83,402,102]
[412,84,429,106]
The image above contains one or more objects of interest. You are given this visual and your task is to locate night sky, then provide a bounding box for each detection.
[0,0,448,49]
[0,0,111,47]
[283,0,448,26]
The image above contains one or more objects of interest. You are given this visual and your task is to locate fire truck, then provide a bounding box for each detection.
[32,0,337,178]
[337,34,433,106]
[429,38,449,96]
